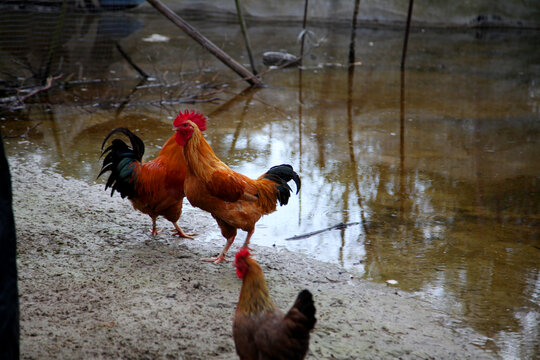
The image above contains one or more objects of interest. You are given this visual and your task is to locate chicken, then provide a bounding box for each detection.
[98,110,207,237]
[173,112,301,263]
[233,248,316,360]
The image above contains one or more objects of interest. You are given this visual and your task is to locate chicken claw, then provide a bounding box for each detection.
[201,255,230,264]
[171,223,195,239]
[172,231,196,239]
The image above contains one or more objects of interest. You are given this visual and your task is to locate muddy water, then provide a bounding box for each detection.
[1,9,539,359]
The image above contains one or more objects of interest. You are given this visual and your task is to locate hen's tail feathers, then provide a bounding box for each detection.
[98,127,145,199]
[292,289,317,331]
[262,164,301,206]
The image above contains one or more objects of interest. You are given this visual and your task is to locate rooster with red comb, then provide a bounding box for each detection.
[99,109,206,237]
[173,110,301,263]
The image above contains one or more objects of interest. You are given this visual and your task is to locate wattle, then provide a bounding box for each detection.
[175,131,187,146]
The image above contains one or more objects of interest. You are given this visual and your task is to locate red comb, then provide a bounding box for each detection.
[235,247,251,263]
[173,109,207,131]
[235,248,251,279]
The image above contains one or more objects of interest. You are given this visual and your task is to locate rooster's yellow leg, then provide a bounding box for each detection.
[150,218,163,236]
[241,230,255,251]
[171,222,195,239]
[202,235,235,263]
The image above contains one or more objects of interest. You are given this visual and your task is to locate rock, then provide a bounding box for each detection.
[262,51,300,68]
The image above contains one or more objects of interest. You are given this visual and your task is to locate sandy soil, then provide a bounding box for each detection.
[10,156,496,360]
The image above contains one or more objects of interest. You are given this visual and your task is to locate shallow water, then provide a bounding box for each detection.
[1,9,539,359]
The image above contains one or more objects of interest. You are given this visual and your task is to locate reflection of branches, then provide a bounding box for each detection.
[346,0,369,238]
[2,122,42,139]
[297,65,304,228]
[115,42,149,79]
[347,67,369,237]
[152,88,224,105]
[228,89,255,155]
[208,86,259,118]
[115,79,147,117]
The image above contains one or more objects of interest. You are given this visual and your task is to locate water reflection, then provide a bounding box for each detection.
[1,11,539,359]
[0,9,143,86]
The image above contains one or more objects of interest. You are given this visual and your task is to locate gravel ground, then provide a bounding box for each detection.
[10,156,496,359]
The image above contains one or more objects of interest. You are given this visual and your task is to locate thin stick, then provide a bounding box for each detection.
[116,42,149,79]
[146,0,262,87]
[286,222,360,241]
[18,74,63,103]
[299,0,309,65]
[234,0,257,75]
[43,0,67,82]
[348,0,361,65]
[2,122,42,139]
[400,0,414,70]
[213,53,304,88]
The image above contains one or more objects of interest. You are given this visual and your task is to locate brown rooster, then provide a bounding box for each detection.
[233,248,316,360]
[98,110,206,237]
[173,112,301,263]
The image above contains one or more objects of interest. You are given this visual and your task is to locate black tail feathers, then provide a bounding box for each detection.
[294,289,317,331]
[263,164,301,206]
[98,127,145,199]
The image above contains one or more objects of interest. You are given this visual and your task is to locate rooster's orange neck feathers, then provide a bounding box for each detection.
[183,123,226,183]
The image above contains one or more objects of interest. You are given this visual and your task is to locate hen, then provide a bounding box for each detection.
[233,248,316,360]
[98,110,206,237]
[173,112,301,263]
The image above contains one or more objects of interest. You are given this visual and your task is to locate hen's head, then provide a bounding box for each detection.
[235,248,251,279]
[173,109,207,146]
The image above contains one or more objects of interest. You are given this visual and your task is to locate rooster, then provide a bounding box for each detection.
[233,248,316,360]
[173,112,301,263]
[98,110,207,237]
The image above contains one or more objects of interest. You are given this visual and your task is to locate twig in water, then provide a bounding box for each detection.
[218,53,304,88]
[286,222,360,240]
[115,42,149,79]
[3,122,42,139]
[146,0,262,87]
[18,74,63,104]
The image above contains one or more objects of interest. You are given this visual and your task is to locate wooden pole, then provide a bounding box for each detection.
[348,0,361,65]
[146,0,263,87]
[400,0,414,70]
[234,0,258,75]
[299,0,309,65]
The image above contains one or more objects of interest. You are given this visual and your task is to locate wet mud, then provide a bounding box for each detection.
[11,156,495,359]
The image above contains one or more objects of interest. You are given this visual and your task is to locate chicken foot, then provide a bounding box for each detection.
[171,222,195,239]
[241,230,254,251]
[150,218,163,236]
[202,230,254,264]
[201,235,236,264]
